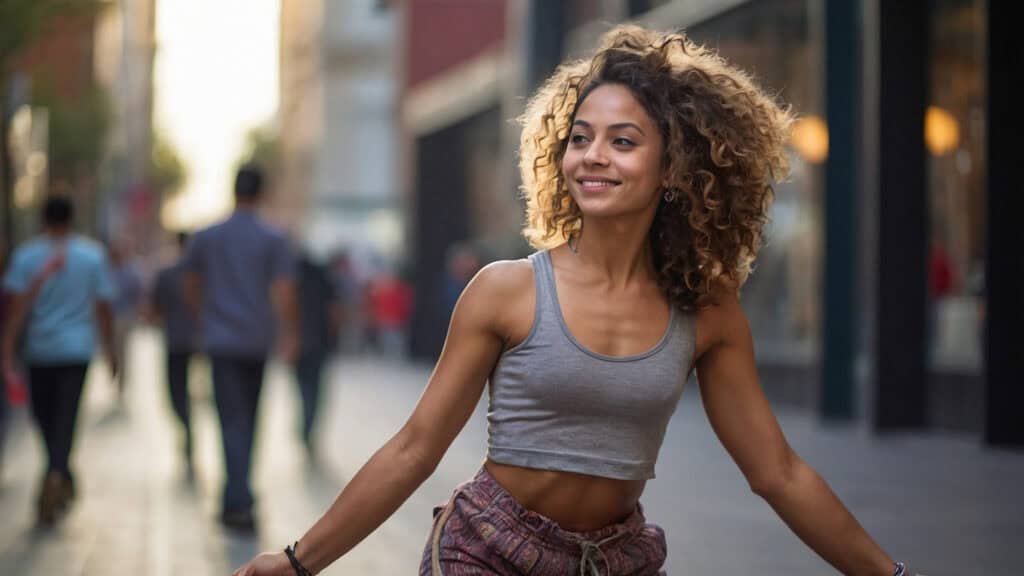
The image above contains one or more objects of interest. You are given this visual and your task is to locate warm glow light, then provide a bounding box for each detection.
[14,179,34,208]
[26,152,47,176]
[925,106,959,156]
[154,0,279,231]
[790,115,829,164]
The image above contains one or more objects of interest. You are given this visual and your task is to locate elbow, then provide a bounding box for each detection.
[393,424,442,481]
[748,452,801,501]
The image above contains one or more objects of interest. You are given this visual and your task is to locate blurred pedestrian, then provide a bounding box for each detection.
[108,238,143,407]
[149,231,198,477]
[234,26,925,576]
[0,242,7,482]
[1,195,118,526]
[367,266,412,357]
[294,250,341,455]
[328,249,361,355]
[441,242,481,321]
[182,164,298,532]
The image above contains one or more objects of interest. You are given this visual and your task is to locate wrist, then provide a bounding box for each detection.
[275,552,297,576]
[284,541,315,576]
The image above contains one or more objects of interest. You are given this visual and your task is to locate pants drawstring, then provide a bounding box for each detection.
[577,531,625,576]
[431,497,458,576]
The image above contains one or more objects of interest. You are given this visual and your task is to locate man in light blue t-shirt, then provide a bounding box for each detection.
[1,196,118,525]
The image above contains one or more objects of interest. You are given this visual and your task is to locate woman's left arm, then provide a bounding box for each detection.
[695,293,901,576]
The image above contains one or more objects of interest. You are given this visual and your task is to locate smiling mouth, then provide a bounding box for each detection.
[577,178,621,190]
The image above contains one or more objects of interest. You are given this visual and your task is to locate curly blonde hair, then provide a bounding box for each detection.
[519,25,794,311]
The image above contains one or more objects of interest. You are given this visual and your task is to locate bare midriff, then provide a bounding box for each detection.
[484,459,646,533]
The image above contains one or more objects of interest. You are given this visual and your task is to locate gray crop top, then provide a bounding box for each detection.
[486,250,697,481]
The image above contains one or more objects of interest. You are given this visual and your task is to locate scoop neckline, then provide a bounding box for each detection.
[541,250,675,363]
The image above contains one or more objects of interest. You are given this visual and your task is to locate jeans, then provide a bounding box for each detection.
[27,363,88,478]
[210,355,265,514]
[295,351,326,446]
[166,351,194,458]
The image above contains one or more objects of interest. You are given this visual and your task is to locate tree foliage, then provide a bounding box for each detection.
[0,0,99,64]
[2,0,103,250]
[149,132,187,197]
[30,81,111,183]
[237,124,281,180]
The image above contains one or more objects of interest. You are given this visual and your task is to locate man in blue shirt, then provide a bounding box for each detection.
[108,240,143,407]
[150,231,198,477]
[183,164,298,531]
[1,196,118,525]
[294,250,341,456]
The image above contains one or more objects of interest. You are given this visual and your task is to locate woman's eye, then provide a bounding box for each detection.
[613,137,635,146]
[570,134,589,144]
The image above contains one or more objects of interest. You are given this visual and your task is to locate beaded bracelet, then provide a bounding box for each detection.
[284,541,314,576]
[893,561,906,576]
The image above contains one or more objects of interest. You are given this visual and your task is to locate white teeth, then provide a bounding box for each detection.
[579,180,617,188]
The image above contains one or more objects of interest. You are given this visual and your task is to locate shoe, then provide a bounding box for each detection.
[36,472,65,526]
[220,508,256,533]
[59,471,76,505]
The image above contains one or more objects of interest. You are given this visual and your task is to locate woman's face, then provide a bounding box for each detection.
[562,83,665,221]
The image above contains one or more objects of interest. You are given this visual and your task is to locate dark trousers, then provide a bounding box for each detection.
[296,351,326,446]
[27,363,88,478]
[210,355,265,514]
[166,351,193,457]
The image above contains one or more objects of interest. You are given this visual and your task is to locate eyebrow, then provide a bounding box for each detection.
[572,119,646,136]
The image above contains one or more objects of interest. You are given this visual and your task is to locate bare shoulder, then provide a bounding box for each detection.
[460,258,535,346]
[469,258,533,297]
[695,281,751,358]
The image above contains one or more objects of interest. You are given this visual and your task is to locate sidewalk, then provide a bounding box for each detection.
[0,327,1021,574]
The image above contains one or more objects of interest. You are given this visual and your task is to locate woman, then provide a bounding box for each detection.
[235,25,921,576]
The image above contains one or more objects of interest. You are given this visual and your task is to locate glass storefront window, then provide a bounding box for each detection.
[682,0,824,361]
[926,0,986,371]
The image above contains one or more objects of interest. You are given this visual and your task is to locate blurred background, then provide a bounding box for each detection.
[0,0,1021,574]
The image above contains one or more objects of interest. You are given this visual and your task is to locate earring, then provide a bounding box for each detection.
[663,188,678,203]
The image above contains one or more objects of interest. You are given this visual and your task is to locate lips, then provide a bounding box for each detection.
[576,176,621,191]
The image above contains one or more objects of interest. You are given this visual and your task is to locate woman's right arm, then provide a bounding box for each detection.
[235,261,518,576]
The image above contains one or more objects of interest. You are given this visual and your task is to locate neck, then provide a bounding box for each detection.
[569,213,657,287]
[45,227,70,239]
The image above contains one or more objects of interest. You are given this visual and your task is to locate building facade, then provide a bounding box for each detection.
[279,0,400,263]
[94,0,158,251]
[398,0,521,360]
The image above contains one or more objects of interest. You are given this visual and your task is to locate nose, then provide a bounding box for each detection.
[582,141,609,166]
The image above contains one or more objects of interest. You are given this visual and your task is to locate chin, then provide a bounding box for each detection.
[578,205,633,221]
[575,197,646,220]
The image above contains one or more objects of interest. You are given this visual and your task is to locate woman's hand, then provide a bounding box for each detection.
[232,551,293,576]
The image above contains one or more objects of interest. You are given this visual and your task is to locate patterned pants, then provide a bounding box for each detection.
[420,468,667,575]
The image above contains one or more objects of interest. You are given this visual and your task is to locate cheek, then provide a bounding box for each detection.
[561,149,579,169]
[626,152,659,186]
[560,152,580,181]
[623,156,661,186]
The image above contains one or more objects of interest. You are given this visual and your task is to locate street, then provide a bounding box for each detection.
[0,327,1021,574]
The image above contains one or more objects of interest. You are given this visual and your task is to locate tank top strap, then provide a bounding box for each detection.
[527,249,559,325]
[673,307,697,348]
